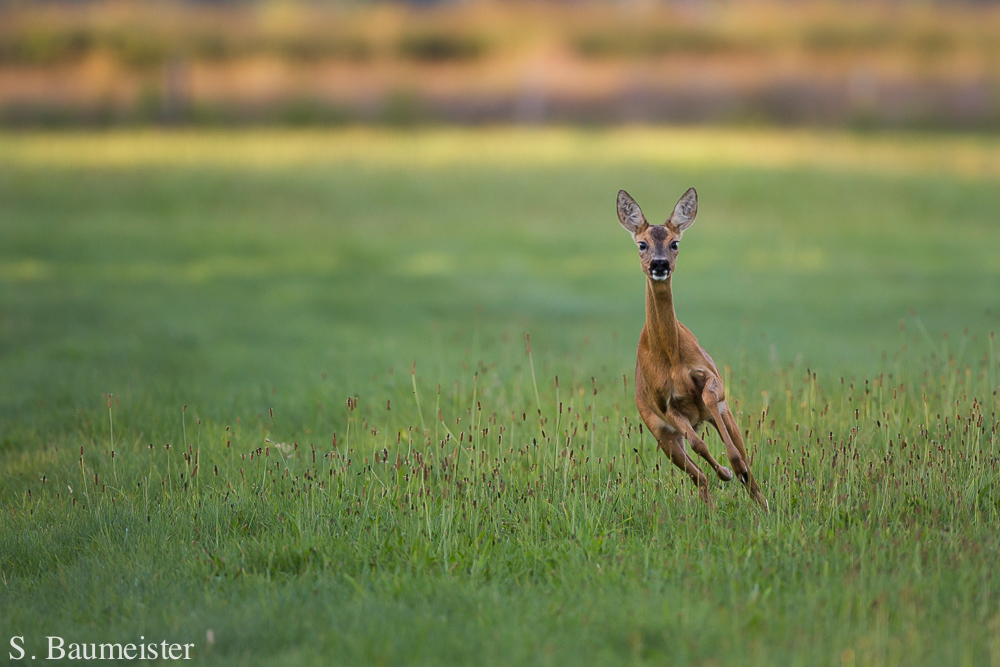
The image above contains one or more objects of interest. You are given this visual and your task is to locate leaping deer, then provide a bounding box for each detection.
[617,187,768,510]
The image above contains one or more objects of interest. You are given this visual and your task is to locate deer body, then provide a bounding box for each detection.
[618,188,768,509]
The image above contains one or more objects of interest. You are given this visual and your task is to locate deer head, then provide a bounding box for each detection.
[617,188,697,282]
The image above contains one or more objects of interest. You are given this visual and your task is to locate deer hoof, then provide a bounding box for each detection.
[748,486,769,511]
[697,483,712,505]
[717,466,733,482]
[755,495,770,513]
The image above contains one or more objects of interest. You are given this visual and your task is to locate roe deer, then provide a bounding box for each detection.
[617,187,768,510]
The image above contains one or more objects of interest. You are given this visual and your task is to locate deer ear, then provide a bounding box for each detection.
[669,187,698,233]
[617,190,648,236]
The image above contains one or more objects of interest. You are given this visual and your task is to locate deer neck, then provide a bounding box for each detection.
[644,277,681,364]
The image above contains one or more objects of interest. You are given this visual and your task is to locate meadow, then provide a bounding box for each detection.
[1,128,999,665]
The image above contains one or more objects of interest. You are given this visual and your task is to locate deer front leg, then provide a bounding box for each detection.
[638,404,712,504]
[664,407,734,483]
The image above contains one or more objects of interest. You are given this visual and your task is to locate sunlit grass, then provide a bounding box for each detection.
[2,127,1000,180]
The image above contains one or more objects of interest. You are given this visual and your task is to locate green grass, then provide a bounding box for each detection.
[1,128,999,666]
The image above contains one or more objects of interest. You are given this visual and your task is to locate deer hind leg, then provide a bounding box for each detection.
[640,407,712,504]
[702,379,769,510]
[720,406,768,510]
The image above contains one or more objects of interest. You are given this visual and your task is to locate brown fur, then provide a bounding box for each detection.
[618,188,768,510]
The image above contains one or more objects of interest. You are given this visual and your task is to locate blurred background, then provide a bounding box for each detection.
[2,0,1000,129]
[2,1,998,423]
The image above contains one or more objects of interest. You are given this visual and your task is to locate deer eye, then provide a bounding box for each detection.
[638,242,648,251]
[670,241,679,251]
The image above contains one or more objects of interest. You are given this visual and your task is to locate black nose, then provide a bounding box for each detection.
[649,260,670,275]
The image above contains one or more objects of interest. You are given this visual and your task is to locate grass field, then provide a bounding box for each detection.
[1,128,999,666]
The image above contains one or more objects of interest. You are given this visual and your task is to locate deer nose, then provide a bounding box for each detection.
[649,260,671,276]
